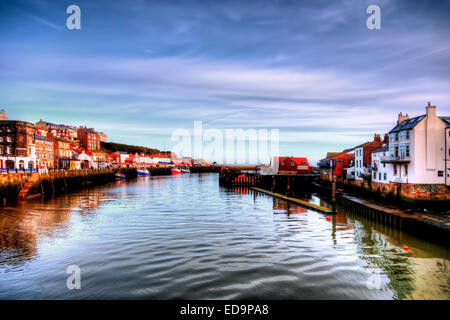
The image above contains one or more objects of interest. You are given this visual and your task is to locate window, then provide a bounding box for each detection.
[438,171,443,177]
[405,165,408,176]
[379,173,381,180]
[395,146,399,157]
[291,162,295,166]
[406,145,410,157]
[383,173,387,180]
[394,165,397,175]
[373,171,376,179]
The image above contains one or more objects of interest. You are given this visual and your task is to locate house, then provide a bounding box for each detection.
[272,156,312,174]
[371,145,390,184]
[77,127,101,151]
[0,119,36,171]
[49,135,72,169]
[354,134,385,181]
[35,134,54,170]
[382,103,449,186]
[318,151,354,181]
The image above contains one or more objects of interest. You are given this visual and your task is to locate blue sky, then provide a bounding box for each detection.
[1,0,450,164]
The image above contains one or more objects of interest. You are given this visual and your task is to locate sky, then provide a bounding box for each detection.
[1,0,450,164]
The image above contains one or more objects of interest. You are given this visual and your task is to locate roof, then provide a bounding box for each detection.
[275,157,309,165]
[35,134,51,141]
[440,116,450,128]
[342,147,354,152]
[373,145,389,153]
[389,115,425,133]
[326,152,341,158]
[354,141,370,149]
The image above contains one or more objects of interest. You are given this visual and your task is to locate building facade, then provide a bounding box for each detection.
[354,134,385,181]
[35,134,54,169]
[371,145,390,183]
[0,120,36,171]
[77,127,101,151]
[50,136,72,169]
[382,103,450,186]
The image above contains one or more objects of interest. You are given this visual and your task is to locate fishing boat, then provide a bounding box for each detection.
[181,168,191,173]
[171,168,182,175]
[115,172,126,179]
[137,169,150,176]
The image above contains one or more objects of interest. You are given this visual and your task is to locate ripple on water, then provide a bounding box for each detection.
[0,173,449,299]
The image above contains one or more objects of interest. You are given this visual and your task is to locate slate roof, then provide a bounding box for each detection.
[373,145,389,154]
[440,117,450,128]
[389,115,425,133]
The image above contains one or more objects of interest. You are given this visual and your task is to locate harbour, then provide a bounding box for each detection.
[0,173,449,299]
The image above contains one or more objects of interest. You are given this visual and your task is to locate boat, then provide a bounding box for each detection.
[171,168,182,175]
[137,169,150,176]
[181,169,191,173]
[115,172,126,179]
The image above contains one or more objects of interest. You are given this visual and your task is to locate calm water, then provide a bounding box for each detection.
[0,173,449,299]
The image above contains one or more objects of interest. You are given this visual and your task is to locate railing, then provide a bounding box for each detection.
[380,155,410,163]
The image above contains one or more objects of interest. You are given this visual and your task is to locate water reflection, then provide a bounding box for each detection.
[0,174,448,299]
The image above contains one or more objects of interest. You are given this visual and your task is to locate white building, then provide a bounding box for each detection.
[372,145,391,183]
[381,103,450,186]
[354,134,384,181]
[354,145,365,180]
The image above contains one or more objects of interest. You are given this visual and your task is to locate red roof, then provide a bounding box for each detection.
[275,157,310,166]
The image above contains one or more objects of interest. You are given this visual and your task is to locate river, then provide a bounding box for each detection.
[0,173,449,299]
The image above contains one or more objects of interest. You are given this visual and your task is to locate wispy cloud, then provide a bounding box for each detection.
[1,0,450,163]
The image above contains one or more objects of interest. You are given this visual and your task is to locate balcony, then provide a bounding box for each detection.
[380,155,410,164]
[391,176,408,184]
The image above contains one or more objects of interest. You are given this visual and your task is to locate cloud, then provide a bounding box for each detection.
[1,0,450,163]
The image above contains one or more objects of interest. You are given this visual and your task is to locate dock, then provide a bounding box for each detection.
[251,187,335,214]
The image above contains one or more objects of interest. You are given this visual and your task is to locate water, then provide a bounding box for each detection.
[0,173,449,299]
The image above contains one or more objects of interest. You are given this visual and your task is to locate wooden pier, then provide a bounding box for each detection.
[252,187,335,214]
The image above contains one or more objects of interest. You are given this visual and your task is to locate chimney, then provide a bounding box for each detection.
[426,101,436,118]
[374,133,381,142]
[383,133,389,145]
[397,112,409,124]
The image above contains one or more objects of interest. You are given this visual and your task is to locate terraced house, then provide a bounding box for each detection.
[35,134,54,170]
[0,116,36,171]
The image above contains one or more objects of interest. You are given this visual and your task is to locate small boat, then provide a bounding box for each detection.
[171,168,182,175]
[181,169,191,173]
[137,169,150,176]
[115,172,125,179]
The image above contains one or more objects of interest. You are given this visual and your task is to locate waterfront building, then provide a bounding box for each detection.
[77,127,101,151]
[272,156,312,174]
[93,151,107,168]
[382,103,450,186]
[371,145,390,184]
[354,134,385,181]
[35,134,54,170]
[318,151,354,181]
[0,119,36,171]
[150,154,170,164]
[49,135,72,169]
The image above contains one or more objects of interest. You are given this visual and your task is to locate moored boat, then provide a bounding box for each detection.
[137,169,150,176]
[181,169,191,173]
[171,168,182,175]
[115,172,126,179]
